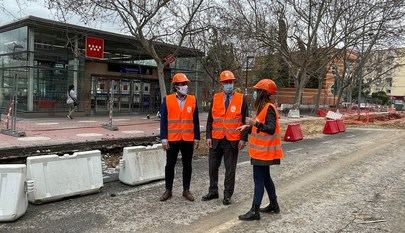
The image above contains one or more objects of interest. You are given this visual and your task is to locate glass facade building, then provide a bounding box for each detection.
[0,16,205,115]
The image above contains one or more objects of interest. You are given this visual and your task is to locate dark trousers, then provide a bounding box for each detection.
[208,139,239,198]
[253,165,277,205]
[165,140,194,191]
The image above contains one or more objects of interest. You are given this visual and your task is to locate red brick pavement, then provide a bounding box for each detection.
[0,114,208,150]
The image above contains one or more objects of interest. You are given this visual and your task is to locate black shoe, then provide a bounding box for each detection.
[238,204,261,221]
[260,201,280,214]
[223,197,231,205]
[201,193,219,201]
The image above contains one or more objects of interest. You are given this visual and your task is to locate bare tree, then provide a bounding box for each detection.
[225,0,405,111]
[330,0,405,109]
[46,0,209,99]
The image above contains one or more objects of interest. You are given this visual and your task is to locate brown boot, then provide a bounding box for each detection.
[160,190,172,202]
[182,190,195,202]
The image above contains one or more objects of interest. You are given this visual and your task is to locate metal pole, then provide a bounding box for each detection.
[12,73,17,131]
[102,79,118,131]
[245,57,248,94]
[110,80,114,125]
[195,57,198,101]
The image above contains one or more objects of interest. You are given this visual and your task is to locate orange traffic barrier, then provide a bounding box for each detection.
[284,123,304,142]
[336,119,346,132]
[323,120,339,134]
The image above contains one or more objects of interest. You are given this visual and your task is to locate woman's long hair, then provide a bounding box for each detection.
[68,85,74,91]
[254,89,272,114]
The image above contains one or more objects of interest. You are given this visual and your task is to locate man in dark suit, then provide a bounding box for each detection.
[202,70,249,205]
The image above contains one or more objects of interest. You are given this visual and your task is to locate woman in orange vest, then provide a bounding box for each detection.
[237,79,284,221]
[159,73,200,202]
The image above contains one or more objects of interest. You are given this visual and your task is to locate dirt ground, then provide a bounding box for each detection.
[103,112,404,168]
[345,112,405,129]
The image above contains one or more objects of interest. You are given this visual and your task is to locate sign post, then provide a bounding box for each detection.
[102,80,118,131]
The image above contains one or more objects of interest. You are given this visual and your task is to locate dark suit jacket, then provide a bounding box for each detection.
[206,92,249,149]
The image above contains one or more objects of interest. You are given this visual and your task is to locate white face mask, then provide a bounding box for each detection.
[223,83,234,94]
[176,85,188,95]
[252,90,257,100]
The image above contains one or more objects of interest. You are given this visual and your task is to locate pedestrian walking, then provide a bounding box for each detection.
[66,84,78,119]
[202,70,249,205]
[237,79,283,221]
[159,73,200,202]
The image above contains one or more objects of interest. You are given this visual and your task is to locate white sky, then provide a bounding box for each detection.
[0,0,123,34]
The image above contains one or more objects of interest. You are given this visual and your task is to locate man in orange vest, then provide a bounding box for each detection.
[202,70,249,205]
[159,73,200,202]
[237,79,283,221]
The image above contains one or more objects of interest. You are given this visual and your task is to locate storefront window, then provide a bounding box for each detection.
[32,66,81,111]
[0,27,28,55]
[0,68,28,111]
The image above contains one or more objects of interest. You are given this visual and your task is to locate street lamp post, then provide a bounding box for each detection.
[245,56,254,94]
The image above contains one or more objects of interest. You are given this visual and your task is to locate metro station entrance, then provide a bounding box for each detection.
[91,76,153,114]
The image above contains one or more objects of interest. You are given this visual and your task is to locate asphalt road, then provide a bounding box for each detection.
[1,127,404,233]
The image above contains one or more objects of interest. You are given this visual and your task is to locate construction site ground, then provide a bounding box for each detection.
[1,126,404,232]
[1,111,404,232]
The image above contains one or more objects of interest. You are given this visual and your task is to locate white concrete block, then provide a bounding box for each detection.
[119,144,165,185]
[0,165,28,222]
[288,109,301,118]
[26,150,103,204]
[326,111,343,120]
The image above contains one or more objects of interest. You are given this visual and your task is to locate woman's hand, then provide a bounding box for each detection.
[236,124,250,132]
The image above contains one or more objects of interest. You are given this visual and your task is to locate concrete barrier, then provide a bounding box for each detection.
[26,150,103,204]
[287,109,300,118]
[0,165,28,222]
[119,144,165,185]
[326,111,343,120]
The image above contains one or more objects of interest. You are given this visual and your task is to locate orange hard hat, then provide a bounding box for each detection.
[172,73,190,83]
[219,70,236,82]
[253,79,277,95]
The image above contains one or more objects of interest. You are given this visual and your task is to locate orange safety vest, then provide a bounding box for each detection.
[211,92,243,141]
[248,103,284,161]
[166,94,196,142]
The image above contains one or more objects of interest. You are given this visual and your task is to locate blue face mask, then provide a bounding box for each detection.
[252,91,257,100]
[223,83,234,94]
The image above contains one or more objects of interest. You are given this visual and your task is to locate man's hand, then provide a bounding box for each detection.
[162,139,169,150]
[194,140,200,149]
[206,139,212,148]
[238,140,246,150]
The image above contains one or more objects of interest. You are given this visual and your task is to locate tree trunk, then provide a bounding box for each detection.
[157,62,167,102]
[336,84,345,111]
[314,76,324,114]
[293,81,305,109]
[293,78,300,106]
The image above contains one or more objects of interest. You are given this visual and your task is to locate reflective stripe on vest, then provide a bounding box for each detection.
[166,94,196,142]
[211,92,243,141]
[248,103,284,161]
